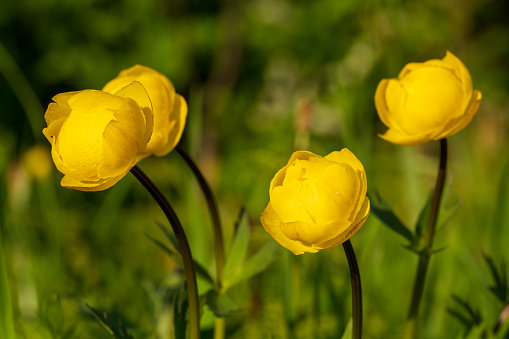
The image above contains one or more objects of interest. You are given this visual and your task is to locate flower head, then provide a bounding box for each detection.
[43,81,153,191]
[261,149,370,255]
[375,51,482,146]
[102,65,187,157]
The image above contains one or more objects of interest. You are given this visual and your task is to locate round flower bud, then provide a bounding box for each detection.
[375,51,482,146]
[260,149,370,255]
[102,65,187,157]
[42,81,153,191]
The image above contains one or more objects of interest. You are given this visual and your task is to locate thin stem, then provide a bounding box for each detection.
[342,239,363,339]
[404,138,448,339]
[175,145,224,288]
[130,165,200,339]
[175,145,226,339]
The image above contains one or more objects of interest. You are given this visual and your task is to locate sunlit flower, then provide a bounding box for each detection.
[261,149,370,255]
[22,144,52,181]
[43,81,153,191]
[375,51,482,146]
[103,65,187,157]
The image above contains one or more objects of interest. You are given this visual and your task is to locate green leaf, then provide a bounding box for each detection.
[146,231,215,287]
[485,256,508,304]
[447,295,482,337]
[223,209,250,284]
[340,319,353,339]
[228,239,280,288]
[84,303,135,339]
[369,190,415,244]
[205,290,242,317]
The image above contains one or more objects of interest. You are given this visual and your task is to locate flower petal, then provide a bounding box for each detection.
[313,197,370,250]
[260,203,316,255]
[113,81,154,151]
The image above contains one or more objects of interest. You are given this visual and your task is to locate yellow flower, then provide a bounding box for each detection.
[22,144,52,181]
[260,149,370,255]
[102,65,187,157]
[42,81,153,191]
[375,51,482,146]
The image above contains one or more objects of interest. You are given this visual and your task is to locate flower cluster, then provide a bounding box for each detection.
[43,66,187,191]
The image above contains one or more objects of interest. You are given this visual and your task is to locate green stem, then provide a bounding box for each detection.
[130,165,200,339]
[404,138,448,339]
[175,145,224,288]
[175,145,225,339]
[342,239,362,339]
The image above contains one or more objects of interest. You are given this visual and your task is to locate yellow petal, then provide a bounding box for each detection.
[151,93,188,157]
[44,92,75,125]
[270,183,314,224]
[378,129,433,146]
[434,90,482,140]
[400,67,463,133]
[60,162,134,191]
[301,162,360,224]
[313,197,370,250]
[113,81,154,150]
[98,120,141,178]
[270,151,321,191]
[260,203,316,255]
[57,93,117,179]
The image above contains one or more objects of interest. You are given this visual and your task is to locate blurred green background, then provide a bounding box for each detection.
[1,0,508,338]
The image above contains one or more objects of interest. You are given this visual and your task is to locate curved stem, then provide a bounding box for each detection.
[404,138,448,339]
[175,145,226,339]
[175,145,224,288]
[342,239,363,339]
[130,165,200,339]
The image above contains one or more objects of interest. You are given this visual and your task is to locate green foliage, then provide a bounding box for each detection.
[1,0,509,338]
[85,303,134,339]
[485,256,508,304]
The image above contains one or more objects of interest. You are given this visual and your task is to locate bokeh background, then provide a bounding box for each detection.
[1,0,508,338]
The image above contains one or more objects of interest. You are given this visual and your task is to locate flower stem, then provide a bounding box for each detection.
[342,239,363,339]
[175,145,226,339]
[404,138,448,339]
[175,145,225,288]
[130,165,200,339]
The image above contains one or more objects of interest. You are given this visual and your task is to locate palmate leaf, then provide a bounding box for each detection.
[447,295,482,337]
[485,255,508,304]
[84,303,134,339]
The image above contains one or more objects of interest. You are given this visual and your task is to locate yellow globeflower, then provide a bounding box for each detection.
[375,51,482,146]
[22,144,52,181]
[261,149,370,255]
[43,81,153,191]
[103,65,187,157]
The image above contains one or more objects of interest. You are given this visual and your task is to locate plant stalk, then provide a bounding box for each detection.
[175,145,226,339]
[130,165,200,339]
[342,239,363,339]
[404,138,448,339]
